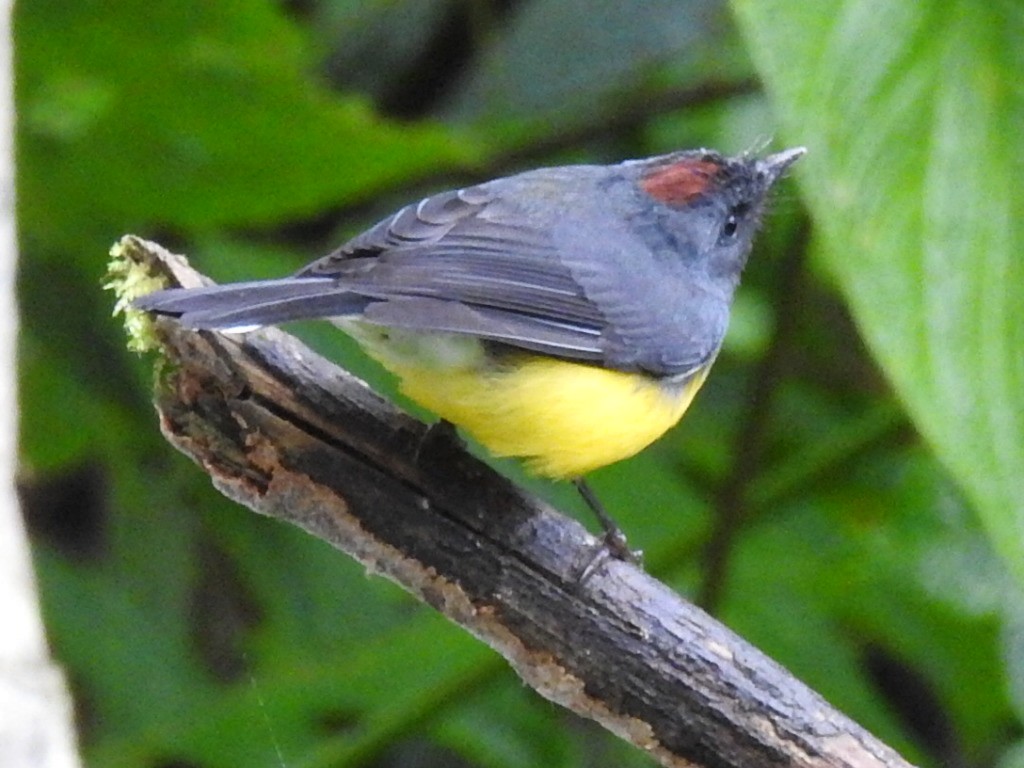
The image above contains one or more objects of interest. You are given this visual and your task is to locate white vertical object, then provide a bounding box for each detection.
[0,0,83,764]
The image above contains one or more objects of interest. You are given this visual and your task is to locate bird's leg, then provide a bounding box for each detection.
[412,418,464,465]
[424,417,461,445]
[572,478,643,568]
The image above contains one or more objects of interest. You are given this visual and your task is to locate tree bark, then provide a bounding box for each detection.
[113,234,915,768]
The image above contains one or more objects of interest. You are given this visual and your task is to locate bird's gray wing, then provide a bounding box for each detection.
[290,184,612,360]
[136,184,607,360]
[136,182,721,376]
[308,184,724,376]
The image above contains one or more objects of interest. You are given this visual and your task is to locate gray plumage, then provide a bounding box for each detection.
[134,148,803,378]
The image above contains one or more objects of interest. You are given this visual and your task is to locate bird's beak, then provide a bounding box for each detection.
[758,147,806,186]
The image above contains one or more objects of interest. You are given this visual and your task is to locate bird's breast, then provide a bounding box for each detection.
[354,327,709,478]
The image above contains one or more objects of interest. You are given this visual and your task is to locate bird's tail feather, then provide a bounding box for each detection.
[133,279,369,331]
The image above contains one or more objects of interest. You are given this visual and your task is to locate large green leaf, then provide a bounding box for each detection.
[15,0,480,255]
[732,1,1024,583]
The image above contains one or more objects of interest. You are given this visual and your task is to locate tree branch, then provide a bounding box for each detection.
[111,235,914,768]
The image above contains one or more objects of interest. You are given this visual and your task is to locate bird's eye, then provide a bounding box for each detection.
[721,214,739,240]
[718,203,749,243]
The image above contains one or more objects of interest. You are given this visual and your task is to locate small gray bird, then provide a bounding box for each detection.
[135,147,803,530]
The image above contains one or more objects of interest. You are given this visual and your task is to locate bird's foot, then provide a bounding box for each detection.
[412,418,464,465]
[572,478,644,581]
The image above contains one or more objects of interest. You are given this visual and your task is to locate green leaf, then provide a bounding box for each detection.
[445,0,742,126]
[15,0,482,255]
[725,444,1010,761]
[732,0,1024,584]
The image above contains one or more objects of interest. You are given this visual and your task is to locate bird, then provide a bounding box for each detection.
[134,146,804,554]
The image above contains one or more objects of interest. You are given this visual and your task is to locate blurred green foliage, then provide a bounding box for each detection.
[15,1,1024,767]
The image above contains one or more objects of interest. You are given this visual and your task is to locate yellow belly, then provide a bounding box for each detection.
[346,323,708,477]
[398,358,704,477]
[342,323,708,477]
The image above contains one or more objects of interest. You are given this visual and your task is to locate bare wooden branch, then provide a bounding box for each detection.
[114,235,915,768]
